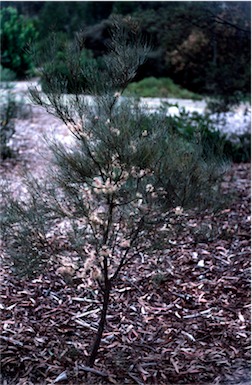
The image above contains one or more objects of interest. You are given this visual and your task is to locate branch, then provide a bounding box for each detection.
[181,11,250,38]
[102,195,115,245]
[111,216,145,282]
[210,13,251,35]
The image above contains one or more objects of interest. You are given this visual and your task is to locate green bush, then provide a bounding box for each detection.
[163,104,251,163]
[0,64,17,81]
[125,77,202,99]
[0,7,38,79]
[222,131,251,163]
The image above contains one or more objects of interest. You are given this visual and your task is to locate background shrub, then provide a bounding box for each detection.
[0,6,38,78]
[1,1,250,110]
[0,82,31,159]
[0,64,17,81]
[125,77,202,99]
[163,105,251,163]
[0,85,17,159]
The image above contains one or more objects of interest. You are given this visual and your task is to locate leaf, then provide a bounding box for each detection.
[54,371,68,383]
[170,357,180,374]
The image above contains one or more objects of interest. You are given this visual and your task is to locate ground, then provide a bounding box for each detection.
[0,100,251,385]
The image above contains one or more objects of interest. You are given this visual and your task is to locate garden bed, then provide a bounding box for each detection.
[0,97,251,385]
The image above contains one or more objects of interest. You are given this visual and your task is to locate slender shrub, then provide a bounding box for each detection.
[2,19,226,369]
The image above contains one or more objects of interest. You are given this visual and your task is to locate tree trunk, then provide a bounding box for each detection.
[86,279,111,367]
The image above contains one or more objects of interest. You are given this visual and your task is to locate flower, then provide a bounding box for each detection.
[92,177,119,195]
[100,246,111,257]
[81,185,92,201]
[120,239,131,249]
[93,177,103,188]
[67,120,83,134]
[121,170,129,180]
[91,266,102,280]
[130,166,137,178]
[175,206,183,215]
[137,198,143,207]
[139,169,146,178]
[90,212,104,226]
[110,127,120,136]
[56,266,75,277]
[146,184,154,193]
[93,177,106,194]
[102,178,118,194]
[142,130,148,137]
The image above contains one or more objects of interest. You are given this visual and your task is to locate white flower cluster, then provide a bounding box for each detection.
[146,184,154,193]
[92,163,130,195]
[66,120,82,134]
[92,177,118,195]
[89,211,104,226]
[119,239,131,249]
[130,167,153,179]
[114,91,121,98]
[77,248,102,283]
[81,184,93,201]
[66,119,93,140]
[136,192,143,207]
[174,206,183,215]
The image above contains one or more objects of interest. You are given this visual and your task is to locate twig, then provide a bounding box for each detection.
[183,308,215,319]
[78,364,109,378]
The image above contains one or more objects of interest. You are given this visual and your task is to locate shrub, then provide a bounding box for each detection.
[166,106,251,163]
[2,20,226,371]
[125,76,202,99]
[0,64,17,81]
[222,131,251,163]
[206,92,249,114]
[0,85,17,159]
[0,7,38,78]
[0,82,32,159]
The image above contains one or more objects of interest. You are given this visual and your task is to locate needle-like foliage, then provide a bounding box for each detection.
[2,18,226,368]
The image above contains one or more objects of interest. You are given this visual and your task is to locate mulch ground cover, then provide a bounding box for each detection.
[1,161,250,385]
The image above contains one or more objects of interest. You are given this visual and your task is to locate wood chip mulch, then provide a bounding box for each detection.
[0,105,250,384]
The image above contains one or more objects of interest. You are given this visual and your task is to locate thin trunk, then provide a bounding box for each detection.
[86,283,111,367]
[86,258,111,367]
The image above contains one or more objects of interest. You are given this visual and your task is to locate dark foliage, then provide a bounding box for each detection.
[1,1,250,105]
[0,6,38,78]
